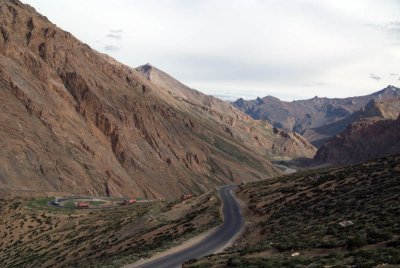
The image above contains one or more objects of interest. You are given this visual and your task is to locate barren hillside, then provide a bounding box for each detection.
[314,112,400,165]
[136,64,316,160]
[0,0,315,198]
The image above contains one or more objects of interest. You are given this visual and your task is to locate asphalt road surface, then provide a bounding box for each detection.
[133,185,243,268]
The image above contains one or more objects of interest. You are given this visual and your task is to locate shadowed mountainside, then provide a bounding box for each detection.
[313,100,400,165]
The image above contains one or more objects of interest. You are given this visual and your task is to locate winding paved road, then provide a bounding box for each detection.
[132,185,243,268]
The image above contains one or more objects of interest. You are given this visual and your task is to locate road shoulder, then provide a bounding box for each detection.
[126,225,220,268]
[215,187,246,253]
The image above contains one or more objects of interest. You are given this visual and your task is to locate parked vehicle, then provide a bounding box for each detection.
[123,199,137,205]
[75,201,90,209]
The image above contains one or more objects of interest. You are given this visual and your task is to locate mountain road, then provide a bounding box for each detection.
[130,185,243,268]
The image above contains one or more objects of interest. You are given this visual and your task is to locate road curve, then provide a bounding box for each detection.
[132,185,243,268]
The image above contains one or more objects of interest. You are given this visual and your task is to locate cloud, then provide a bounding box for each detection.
[22,0,400,100]
[109,29,123,34]
[301,82,327,87]
[106,29,123,39]
[369,74,381,81]
[388,21,400,33]
[390,73,398,76]
[367,21,400,43]
[106,33,122,39]
[104,45,119,52]
[210,94,239,101]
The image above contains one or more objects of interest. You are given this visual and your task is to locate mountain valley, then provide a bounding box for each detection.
[0,1,399,267]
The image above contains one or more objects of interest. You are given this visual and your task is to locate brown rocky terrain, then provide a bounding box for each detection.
[303,97,400,148]
[313,101,400,165]
[233,86,400,147]
[136,64,316,160]
[0,0,315,198]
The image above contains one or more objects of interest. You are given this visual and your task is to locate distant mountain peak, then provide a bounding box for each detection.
[387,85,399,90]
[137,63,154,73]
[234,98,245,108]
[375,85,400,96]
[264,95,281,101]
[256,97,264,104]
[233,85,400,148]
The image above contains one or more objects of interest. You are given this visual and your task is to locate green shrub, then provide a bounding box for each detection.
[366,229,392,244]
[346,236,367,250]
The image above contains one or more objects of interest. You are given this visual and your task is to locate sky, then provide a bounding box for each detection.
[23,0,400,101]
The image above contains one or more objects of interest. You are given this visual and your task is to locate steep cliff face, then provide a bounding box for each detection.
[313,100,400,165]
[136,64,317,159]
[0,0,314,198]
[234,86,400,147]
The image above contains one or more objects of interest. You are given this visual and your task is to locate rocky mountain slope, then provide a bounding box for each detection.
[313,101,400,165]
[234,86,400,147]
[137,63,231,115]
[136,64,316,160]
[0,0,314,198]
[303,97,400,148]
[186,154,400,267]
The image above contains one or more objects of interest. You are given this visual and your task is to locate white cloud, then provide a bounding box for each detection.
[23,0,400,100]
[110,29,123,34]
[369,74,381,81]
[106,33,122,39]
[104,45,119,52]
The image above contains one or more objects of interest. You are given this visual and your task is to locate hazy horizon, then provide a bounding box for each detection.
[23,0,400,101]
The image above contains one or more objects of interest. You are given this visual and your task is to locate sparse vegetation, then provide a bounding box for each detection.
[186,154,400,267]
[0,191,221,267]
